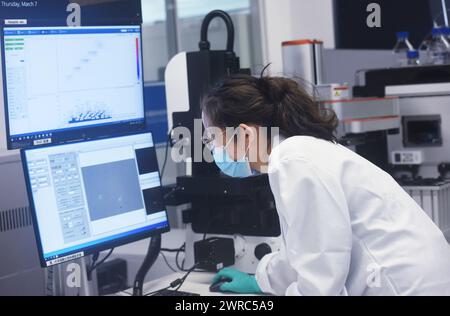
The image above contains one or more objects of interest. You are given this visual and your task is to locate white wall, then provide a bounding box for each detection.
[289,0,335,48]
[258,0,335,75]
[257,0,292,75]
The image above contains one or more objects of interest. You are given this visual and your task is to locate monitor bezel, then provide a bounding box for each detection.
[1,25,147,150]
[21,130,170,268]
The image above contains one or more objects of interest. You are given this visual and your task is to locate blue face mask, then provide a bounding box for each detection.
[212,133,253,178]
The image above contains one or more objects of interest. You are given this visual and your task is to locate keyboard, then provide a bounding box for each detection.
[151,289,200,297]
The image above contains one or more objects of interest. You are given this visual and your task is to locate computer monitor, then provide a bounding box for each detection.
[21,132,170,267]
[2,25,146,150]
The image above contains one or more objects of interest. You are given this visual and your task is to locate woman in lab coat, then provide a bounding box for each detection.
[202,75,450,296]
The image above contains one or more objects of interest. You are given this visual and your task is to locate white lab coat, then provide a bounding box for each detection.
[255,136,450,296]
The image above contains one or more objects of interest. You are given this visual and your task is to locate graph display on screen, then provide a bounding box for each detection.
[2,26,145,149]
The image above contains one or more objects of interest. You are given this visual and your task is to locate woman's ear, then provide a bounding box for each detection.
[239,124,256,147]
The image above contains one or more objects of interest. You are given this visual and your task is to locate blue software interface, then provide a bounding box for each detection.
[2,26,145,149]
[23,133,169,266]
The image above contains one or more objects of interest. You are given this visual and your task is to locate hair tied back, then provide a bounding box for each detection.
[259,63,272,79]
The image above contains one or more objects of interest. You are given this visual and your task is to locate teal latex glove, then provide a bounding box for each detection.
[212,268,263,294]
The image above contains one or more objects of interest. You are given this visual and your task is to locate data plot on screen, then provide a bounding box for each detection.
[2,26,145,149]
[68,101,112,125]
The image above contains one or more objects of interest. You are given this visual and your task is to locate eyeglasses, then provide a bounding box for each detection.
[201,134,216,150]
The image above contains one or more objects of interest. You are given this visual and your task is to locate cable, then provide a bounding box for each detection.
[87,248,114,281]
[202,214,224,241]
[86,252,101,281]
[160,252,178,273]
[161,247,184,253]
[199,10,235,53]
[91,252,100,268]
[91,249,114,271]
[145,286,172,297]
[173,264,198,293]
[145,263,200,296]
[175,243,187,271]
[161,242,189,272]
[160,128,174,180]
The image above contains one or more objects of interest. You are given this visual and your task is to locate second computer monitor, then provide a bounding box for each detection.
[21,132,169,267]
[2,25,146,149]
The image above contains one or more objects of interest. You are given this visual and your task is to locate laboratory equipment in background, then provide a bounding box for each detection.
[165,10,281,274]
[442,26,450,43]
[282,34,450,239]
[282,40,401,173]
[1,25,146,150]
[281,39,400,171]
[430,27,450,65]
[416,26,450,67]
[407,50,421,66]
[316,84,350,101]
[321,97,400,172]
[391,150,425,165]
[282,40,324,85]
[402,179,450,240]
[393,32,415,67]
[353,65,450,97]
[322,49,394,87]
[354,65,450,240]
[445,27,450,43]
[419,33,433,65]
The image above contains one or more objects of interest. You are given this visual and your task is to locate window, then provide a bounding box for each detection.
[141,0,169,82]
[140,0,263,82]
[142,0,167,24]
[176,0,262,72]
[139,0,264,146]
[176,0,250,18]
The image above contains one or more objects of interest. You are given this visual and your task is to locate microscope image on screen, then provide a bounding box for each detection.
[82,159,144,221]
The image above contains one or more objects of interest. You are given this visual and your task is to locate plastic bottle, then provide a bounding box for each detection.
[393,31,414,67]
[442,27,450,49]
[407,50,420,66]
[418,33,433,65]
[430,27,450,65]
[444,27,450,43]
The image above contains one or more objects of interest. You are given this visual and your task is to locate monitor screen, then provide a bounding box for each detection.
[2,25,146,149]
[21,132,169,267]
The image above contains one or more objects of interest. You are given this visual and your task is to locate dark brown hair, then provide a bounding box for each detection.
[201,74,339,142]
